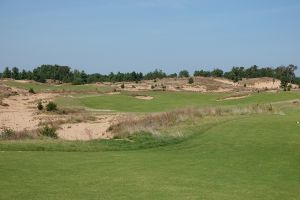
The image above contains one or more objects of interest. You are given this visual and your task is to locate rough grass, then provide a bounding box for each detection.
[109,104,276,138]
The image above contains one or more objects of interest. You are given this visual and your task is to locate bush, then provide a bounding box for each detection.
[188,77,194,84]
[37,102,43,110]
[39,126,57,138]
[120,83,125,89]
[28,88,35,94]
[46,102,57,111]
[0,128,15,139]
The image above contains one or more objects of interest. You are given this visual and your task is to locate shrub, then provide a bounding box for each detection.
[244,83,247,87]
[46,102,57,111]
[188,77,194,84]
[28,88,35,94]
[151,85,155,89]
[37,102,44,110]
[0,128,15,139]
[120,83,125,89]
[287,84,292,91]
[39,126,57,138]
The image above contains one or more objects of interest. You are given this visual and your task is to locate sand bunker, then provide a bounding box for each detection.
[219,94,250,101]
[135,96,154,100]
[58,121,113,140]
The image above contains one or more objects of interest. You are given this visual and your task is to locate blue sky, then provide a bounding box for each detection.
[0,0,299,75]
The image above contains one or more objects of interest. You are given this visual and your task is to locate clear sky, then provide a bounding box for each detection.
[0,0,299,75]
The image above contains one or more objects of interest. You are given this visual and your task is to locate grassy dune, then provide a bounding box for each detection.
[3,80,113,93]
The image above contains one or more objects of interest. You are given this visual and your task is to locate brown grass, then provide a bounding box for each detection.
[0,128,39,140]
[108,104,276,138]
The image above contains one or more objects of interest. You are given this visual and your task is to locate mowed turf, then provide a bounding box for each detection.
[57,91,300,112]
[1,107,300,200]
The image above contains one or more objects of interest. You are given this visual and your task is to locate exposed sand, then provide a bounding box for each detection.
[57,115,116,140]
[182,85,206,92]
[0,91,57,132]
[135,95,154,100]
[238,78,280,89]
[221,95,250,101]
[213,78,237,86]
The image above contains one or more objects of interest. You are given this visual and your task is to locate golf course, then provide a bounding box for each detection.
[1,82,300,199]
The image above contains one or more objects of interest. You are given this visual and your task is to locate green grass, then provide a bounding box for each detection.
[3,80,113,93]
[1,108,300,199]
[56,91,300,112]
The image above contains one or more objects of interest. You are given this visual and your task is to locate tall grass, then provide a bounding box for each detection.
[109,104,276,138]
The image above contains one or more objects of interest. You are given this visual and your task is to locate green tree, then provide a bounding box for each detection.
[211,68,223,77]
[2,67,11,78]
[179,70,189,77]
[20,70,28,80]
[11,67,20,80]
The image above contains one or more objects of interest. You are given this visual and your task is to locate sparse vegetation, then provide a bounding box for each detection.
[37,102,44,110]
[28,87,35,94]
[46,102,57,111]
[39,126,57,138]
[0,128,15,139]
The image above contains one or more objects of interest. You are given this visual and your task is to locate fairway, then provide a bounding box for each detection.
[57,91,300,112]
[1,107,300,200]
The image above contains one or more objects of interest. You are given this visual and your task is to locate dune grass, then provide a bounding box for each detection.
[3,80,113,93]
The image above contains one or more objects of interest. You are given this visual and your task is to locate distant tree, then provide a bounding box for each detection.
[2,67,11,78]
[211,68,223,77]
[168,73,177,78]
[80,70,88,84]
[194,70,211,77]
[224,67,245,82]
[280,74,290,91]
[276,65,298,90]
[144,69,167,80]
[11,67,20,80]
[179,70,189,77]
[20,70,28,80]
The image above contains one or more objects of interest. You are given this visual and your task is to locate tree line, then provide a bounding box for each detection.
[1,64,299,88]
